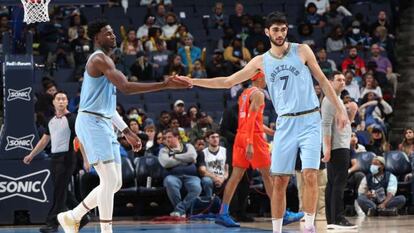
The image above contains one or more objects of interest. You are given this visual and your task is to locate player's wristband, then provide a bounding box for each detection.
[112,111,128,132]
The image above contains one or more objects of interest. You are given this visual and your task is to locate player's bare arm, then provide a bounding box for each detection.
[245,90,265,160]
[89,53,191,95]
[190,55,264,89]
[299,44,349,129]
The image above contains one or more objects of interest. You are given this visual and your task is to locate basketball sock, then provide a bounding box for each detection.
[304,212,315,228]
[100,220,113,233]
[272,218,283,233]
[220,203,229,215]
[94,162,119,224]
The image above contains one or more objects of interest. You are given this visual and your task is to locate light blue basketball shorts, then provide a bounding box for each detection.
[75,112,121,165]
[270,111,321,175]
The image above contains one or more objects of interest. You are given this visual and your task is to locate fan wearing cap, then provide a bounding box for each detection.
[357,156,406,216]
[171,100,191,128]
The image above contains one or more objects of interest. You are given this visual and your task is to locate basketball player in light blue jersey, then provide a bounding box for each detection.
[57,20,191,233]
[181,12,349,233]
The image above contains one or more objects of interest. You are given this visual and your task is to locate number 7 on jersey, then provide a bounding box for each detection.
[280,75,289,90]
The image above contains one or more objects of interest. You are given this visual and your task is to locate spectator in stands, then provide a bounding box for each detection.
[398,128,414,156]
[344,71,361,101]
[173,24,193,49]
[194,137,206,152]
[317,47,337,77]
[323,0,352,27]
[189,112,218,143]
[70,27,92,74]
[128,119,140,135]
[359,92,392,132]
[228,2,246,34]
[218,27,236,50]
[67,10,88,42]
[357,156,406,216]
[345,21,371,50]
[371,26,396,67]
[304,2,326,28]
[120,28,143,55]
[170,100,190,128]
[305,0,330,15]
[347,133,368,217]
[144,27,167,52]
[149,41,173,81]
[130,51,153,82]
[0,15,10,44]
[157,111,171,132]
[297,23,319,50]
[191,59,207,79]
[369,43,398,97]
[342,46,366,76]
[143,124,160,156]
[210,2,228,29]
[206,49,233,78]
[197,131,229,198]
[245,22,270,55]
[163,54,186,80]
[46,41,75,69]
[137,14,155,40]
[187,105,200,129]
[138,107,154,129]
[154,3,167,27]
[35,80,58,120]
[314,83,324,104]
[370,11,394,37]
[361,73,382,98]
[224,35,251,71]
[177,34,201,67]
[365,126,391,156]
[162,12,178,41]
[116,103,127,120]
[326,26,347,53]
[252,40,267,56]
[159,128,202,217]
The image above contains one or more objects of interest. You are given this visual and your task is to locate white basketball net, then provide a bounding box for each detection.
[21,0,51,24]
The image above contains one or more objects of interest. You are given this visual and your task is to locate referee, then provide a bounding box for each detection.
[23,91,87,233]
[321,71,357,230]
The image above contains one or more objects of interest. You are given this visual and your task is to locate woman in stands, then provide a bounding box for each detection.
[398,127,414,157]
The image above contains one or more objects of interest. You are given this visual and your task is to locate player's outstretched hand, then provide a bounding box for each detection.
[336,111,350,130]
[165,75,193,89]
[124,129,142,152]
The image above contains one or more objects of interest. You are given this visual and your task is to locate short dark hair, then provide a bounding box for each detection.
[163,128,180,138]
[205,130,219,139]
[53,90,68,99]
[265,11,288,29]
[328,71,343,81]
[128,119,139,125]
[88,19,109,41]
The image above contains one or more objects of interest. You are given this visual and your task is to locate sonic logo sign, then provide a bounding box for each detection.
[0,169,50,202]
[5,135,35,151]
[7,87,32,101]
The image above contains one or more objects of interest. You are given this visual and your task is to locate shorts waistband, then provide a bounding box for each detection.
[80,110,111,120]
[281,107,320,117]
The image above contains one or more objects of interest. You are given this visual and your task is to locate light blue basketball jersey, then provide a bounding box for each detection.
[263,43,319,116]
[78,50,117,118]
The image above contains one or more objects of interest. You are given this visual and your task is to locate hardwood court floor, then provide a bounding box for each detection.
[0,216,412,233]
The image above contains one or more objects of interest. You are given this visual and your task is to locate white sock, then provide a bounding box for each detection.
[272,218,283,233]
[100,222,113,233]
[304,212,315,228]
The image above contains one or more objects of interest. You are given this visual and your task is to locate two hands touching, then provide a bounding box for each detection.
[164,75,193,89]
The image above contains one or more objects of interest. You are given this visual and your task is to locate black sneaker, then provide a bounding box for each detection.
[39,224,58,233]
[331,218,358,230]
[367,208,377,217]
[79,214,90,230]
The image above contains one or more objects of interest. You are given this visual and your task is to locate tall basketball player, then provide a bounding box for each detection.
[57,19,190,233]
[180,12,349,233]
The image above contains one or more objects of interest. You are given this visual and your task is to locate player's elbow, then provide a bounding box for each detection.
[118,83,134,95]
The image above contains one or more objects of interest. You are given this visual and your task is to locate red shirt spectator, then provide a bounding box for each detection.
[342,47,366,76]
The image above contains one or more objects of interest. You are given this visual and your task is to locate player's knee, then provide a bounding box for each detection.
[273,176,289,190]
[303,170,318,186]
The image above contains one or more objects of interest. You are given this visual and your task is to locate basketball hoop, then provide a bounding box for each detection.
[21,0,51,24]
